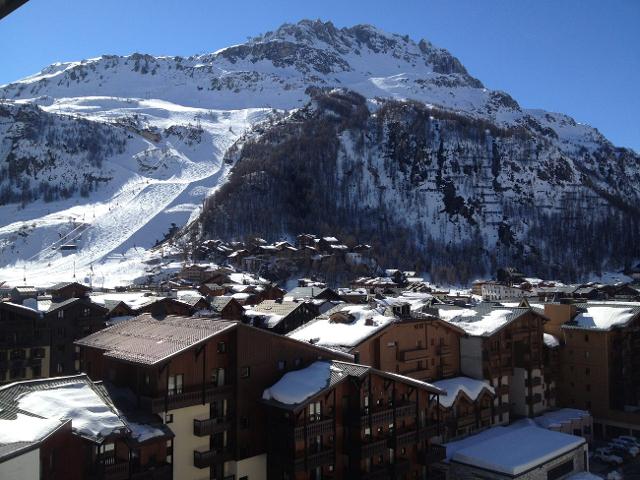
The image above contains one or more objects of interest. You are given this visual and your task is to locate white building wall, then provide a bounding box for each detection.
[0,448,39,480]
[225,453,267,480]
[165,403,210,480]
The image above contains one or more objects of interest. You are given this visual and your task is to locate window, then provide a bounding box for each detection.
[168,374,183,395]
[547,459,574,480]
[278,360,286,371]
[294,357,302,367]
[56,363,63,374]
[164,413,173,424]
[240,417,249,429]
[83,308,90,317]
[144,374,150,385]
[585,368,590,376]
[364,427,371,439]
[584,334,589,342]
[217,341,226,353]
[309,401,321,421]
[32,365,41,377]
[57,310,64,319]
[241,366,250,378]
[585,351,590,359]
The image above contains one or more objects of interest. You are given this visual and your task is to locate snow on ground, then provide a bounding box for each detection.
[432,377,494,408]
[0,413,64,443]
[0,99,271,287]
[263,361,333,404]
[572,306,636,330]
[17,380,125,440]
[288,305,395,348]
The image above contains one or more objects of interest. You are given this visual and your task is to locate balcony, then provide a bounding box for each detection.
[130,464,172,480]
[437,345,451,356]
[525,377,542,387]
[391,428,417,448]
[142,384,233,413]
[193,447,233,469]
[294,418,334,441]
[526,393,542,404]
[420,443,446,466]
[397,347,428,362]
[294,448,334,471]
[455,415,476,429]
[495,385,510,396]
[194,415,232,437]
[395,403,416,418]
[103,462,130,480]
[362,438,389,458]
[418,424,439,440]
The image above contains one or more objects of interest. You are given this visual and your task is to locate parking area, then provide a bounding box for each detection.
[589,437,640,479]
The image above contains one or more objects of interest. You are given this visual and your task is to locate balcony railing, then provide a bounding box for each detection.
[294,418,334,441]
[141,384,233,413]
[193,447,233,469]
[362,438,388,458]
[294,448,334,471]
[103,461,130,480]
[420,443,447,465]
[392,428,418,448]
[194,415,232,437]
[395,404,416,418]
[525,377,542,387]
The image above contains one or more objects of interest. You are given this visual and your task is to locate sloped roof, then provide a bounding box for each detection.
[48,282,91,292]
[250,300,306,317]
[563,302,640,331]
[75,314,236,365]
[438,304,540,337]
[262,360,442,411]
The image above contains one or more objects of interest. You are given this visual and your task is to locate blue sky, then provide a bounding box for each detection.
[1,0,638,151]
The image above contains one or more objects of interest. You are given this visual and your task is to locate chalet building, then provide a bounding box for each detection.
[135,296,197,318]
[296,234,318,249]
[9,286,38,304]
[289,304,464,383]
[179,264,221,284]
[496,267,526,286]
[0,374,172,480]
[76,314,351,480]
[45,297,109,376]
[438,305,548,423]
[199,283,227,298]
[210,296,244,320]
[544,302,640,438]
[246,299,319,335]
[480,282,531,301]
[47,281,92,301]
[286,286,342,302]
[0,301,50,384]
[431,377,496,442]
[262,360,447,480]
[102,299,135,319]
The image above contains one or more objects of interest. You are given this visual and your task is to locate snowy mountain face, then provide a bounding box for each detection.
[0,20,638,285]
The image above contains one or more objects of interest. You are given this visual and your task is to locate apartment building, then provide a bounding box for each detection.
[76,314,351,480]
[0,301,50,384]
[438,305,548,423]
[262,360,447,480]
[544,301,640,438]
[288,303,464,382]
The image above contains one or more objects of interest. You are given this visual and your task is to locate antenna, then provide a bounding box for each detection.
[23,265,26,284]
[73,260,76,279]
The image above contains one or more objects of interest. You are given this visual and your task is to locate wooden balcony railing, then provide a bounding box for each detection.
[294,448,334,471]
[193,415,232,437]
[294,418,334,441]
[141,384,232,413]
[103,461,130,480]
[362,438,388,458]
[193,447,233,469]
[420,443,447,465]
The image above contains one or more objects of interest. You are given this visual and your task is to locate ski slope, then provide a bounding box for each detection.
[0,100,269,287]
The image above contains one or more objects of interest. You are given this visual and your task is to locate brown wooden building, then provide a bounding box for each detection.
[75,314,352,480]
[263,360,446,480]
[544,302,640,438]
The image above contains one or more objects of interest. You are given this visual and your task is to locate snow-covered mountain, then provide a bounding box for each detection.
[0,20,638,285]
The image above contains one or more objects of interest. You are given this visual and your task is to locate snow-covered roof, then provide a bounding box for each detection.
[439,305,535,337]
[287,304,395,348]
[0,375,127,445]
[447,424,585,475]
[432,377,494,408]
[565,303,640,331]
[534,408,590,429]
[262,360,442,409]
[543,333,560,348]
